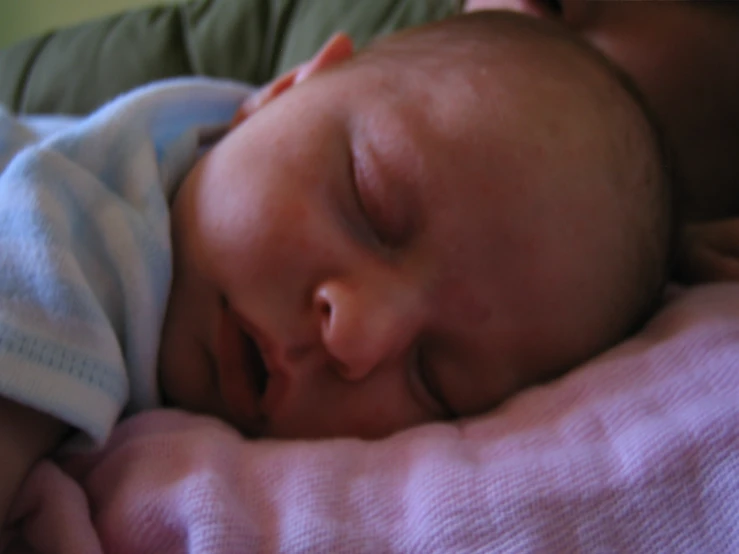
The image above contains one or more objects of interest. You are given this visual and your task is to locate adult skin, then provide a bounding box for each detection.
[465,0,739,223]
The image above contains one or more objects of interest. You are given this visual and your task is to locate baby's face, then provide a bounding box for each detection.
[159,32,636,439]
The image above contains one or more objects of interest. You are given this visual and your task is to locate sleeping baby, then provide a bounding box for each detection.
[0,12,672,522]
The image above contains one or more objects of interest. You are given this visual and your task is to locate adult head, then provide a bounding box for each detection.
[465,0,739,221]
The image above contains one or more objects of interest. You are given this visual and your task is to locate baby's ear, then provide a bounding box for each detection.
[230,33,354,128]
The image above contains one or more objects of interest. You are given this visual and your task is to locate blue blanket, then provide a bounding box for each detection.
[0,78,252,445]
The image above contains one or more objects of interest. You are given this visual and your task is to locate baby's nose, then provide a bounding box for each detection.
[314,280,421,381]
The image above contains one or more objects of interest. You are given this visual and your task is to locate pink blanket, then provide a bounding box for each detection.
[5,283,739,553]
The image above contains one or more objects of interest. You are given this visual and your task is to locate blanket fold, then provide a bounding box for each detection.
[0,79,252,445]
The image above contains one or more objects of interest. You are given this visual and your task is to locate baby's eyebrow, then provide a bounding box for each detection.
[419,332,469,419]
[425,313,505,419]
[438,383,459,420]
[423,353,458,419]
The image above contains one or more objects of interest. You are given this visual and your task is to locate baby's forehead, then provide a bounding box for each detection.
[338,13,662,243]
[358,11,603,83]
[346,16,626,145]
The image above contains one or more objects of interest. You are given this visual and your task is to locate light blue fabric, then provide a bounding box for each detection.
[0,78,253,445]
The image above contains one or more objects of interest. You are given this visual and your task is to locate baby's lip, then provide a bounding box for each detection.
[214,301,266,435]
[231,311,290,420]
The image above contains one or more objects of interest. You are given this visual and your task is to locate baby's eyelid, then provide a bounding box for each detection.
[350,153,389,247]
[414,347,456,419]
[350,147,411,250]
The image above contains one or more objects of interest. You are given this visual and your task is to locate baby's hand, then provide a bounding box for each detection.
[676,219,739,283]
[0,397,66,526]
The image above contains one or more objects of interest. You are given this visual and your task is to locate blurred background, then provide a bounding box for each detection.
[0,0,171,48]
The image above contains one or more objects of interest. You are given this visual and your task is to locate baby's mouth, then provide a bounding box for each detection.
[241,330,269,398]
[215,301,270,433]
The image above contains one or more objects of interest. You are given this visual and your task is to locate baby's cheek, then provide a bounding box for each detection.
[344,391,434,439]
[432,272,493,328]
[278,391,429,440]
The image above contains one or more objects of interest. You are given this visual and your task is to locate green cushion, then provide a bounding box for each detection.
[0,0,458,115]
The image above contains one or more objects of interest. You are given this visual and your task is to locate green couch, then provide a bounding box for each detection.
[0,0,459,115]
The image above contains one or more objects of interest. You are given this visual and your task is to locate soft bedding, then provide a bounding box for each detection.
[4,283,739,553]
